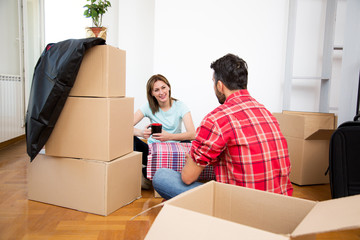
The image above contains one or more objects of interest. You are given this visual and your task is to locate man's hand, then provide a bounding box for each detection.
[181,153,205,185]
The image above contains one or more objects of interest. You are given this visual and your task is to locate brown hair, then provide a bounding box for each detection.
[146,74,176,114]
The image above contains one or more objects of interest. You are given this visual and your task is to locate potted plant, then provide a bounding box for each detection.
[83,0,111,39]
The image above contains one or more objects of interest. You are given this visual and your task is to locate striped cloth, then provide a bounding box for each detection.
[146,142,215,181]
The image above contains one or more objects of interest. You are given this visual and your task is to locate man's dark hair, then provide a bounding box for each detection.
[210,53,248,90]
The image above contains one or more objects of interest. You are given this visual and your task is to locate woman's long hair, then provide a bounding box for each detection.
[146,74,176,114]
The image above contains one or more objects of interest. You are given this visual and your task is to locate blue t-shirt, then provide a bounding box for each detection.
[140,100,190,144]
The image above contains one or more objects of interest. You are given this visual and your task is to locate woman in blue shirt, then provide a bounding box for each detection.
[134,74,196,188]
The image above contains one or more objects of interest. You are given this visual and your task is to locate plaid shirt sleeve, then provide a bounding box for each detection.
[190,116,226,167]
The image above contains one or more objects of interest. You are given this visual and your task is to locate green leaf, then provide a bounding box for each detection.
[83,0,111,27]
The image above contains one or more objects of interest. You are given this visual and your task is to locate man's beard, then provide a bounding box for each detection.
[215,88,226,104]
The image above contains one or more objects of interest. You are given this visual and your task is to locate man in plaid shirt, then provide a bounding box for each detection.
[153,54,293,199]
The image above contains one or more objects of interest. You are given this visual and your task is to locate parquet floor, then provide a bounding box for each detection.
[0,139,359,240]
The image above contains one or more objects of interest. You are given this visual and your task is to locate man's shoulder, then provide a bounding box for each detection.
[203,104,228,123]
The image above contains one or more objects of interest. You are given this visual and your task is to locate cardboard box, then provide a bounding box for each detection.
[273,111,337,185]
[45,96,133,161]
[69,45,126,97]
[28,151,142,216]
[145,181,360,240]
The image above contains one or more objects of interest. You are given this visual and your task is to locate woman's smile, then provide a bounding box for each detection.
[152,80,170,103]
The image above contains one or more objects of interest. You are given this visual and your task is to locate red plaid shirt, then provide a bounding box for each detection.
[190,90,293,196]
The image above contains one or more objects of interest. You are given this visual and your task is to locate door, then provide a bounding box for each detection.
[0,0,43,143]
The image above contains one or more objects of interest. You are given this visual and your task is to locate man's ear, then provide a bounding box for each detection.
[216,80,224,93]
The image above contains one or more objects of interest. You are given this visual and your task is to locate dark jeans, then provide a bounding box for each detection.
[133,136,149,178]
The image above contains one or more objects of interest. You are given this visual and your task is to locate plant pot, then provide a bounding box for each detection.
[85,27,107,40]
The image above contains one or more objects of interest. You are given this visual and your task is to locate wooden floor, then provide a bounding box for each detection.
[0,140,359,240]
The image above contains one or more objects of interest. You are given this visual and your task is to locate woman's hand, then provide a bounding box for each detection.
[152,130,172,142]
[142,124,152,139]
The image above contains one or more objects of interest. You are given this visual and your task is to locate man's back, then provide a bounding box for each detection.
[191,89,293,196]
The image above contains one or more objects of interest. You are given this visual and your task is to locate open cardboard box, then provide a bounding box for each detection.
[45,96,133,161]
[69,45,126,97]
[145,181,360,240]
[273,111,337,185]
[28,151,142,216]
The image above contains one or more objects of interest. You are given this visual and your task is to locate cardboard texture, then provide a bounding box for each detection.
[28,151,142,216]
[273,111,337,185]
[145,181,360,240]
[45,96,133,161]
[69,45,126,97]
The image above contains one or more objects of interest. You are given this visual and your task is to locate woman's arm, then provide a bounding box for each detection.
[133,109,151,138]
[152,112,196,141]
[181,112,196,140]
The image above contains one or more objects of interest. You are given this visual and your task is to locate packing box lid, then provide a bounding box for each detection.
[291,195,360,237]
[145,181,360,239]
[273,111,337,140]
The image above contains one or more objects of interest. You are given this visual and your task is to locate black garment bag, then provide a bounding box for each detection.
[25,38,105,161]
[328,72,360,198]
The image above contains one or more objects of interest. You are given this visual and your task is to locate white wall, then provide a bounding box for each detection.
[117,0,155,128]
[44,0,92,43]
[154,0,289,127]
[42,0,357,129]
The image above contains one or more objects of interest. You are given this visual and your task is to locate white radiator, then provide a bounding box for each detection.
[0,74,25,143]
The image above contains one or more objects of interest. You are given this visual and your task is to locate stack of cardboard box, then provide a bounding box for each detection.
[27,45,142,216]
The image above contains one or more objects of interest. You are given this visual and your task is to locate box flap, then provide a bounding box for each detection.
[285,111,336,139]
[274,111,336,139]
[305,129,335,140]
[145,205,289,240]
[212,182,316,235]
[292,195,360,237]
[167,180,215,216]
